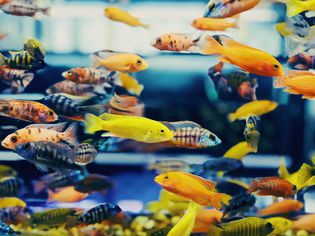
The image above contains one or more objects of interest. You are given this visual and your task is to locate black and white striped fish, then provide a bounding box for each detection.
[1,0,50,18]
[0,177,24,197]
[0,51,45,70]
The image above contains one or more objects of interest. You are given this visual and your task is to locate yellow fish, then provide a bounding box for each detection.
[84,113,173,143]
[286,0,315,17]
[267,217,293,236]
[228,100,278,122]
[0,197,26,208]
[167,202,202,236]
[192,17,238,31]
[223,141,256,160]
[0,165,17,178]
[104,7,149,28]
[91,50,149,73]
[119,73,144,96]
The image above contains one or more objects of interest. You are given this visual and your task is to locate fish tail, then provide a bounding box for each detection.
[20,72,34,89]
[286,0,305,17]
[134,84,144,96]
[248,179,259,193]
[90,54,104,68]
[141,23,150,29]
[199,34,223,55]
[228,112,236,122]
[84,113,106,134]
[62,123,79,145]
[47,189,55,202]
[42,7,51,16]
[32,180,46,194]
[273,75,288,88]
[0,53,7,66]
[210,193,231,210]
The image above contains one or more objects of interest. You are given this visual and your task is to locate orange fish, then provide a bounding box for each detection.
[47,186,88,203]
[193,209,223,233]
[259,199,303,216]
[109,93,144,116]
[293,214,315,233]
[0,99,58,123]
[248,177,297,198]
[152,33,200,52]
[202,35,284,77]
[192,18,238,31]
[154,172,231,210]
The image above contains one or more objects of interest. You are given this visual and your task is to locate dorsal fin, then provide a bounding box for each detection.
[160,121,201,131]
[182,172,215,190]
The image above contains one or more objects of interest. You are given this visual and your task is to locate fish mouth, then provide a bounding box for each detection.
[61,72,68,78]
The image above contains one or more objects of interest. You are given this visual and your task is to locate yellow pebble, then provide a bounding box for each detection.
[297,230,309,236]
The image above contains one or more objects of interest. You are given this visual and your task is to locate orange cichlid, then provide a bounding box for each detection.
[47,186,88,203]
[193,209,223,233]
[259,199,303,216]
[154,172,231,210]
[0,99,58,123]
[84,113,173,143]
[104,6,149,28]
[293,214,315,233]
[167,201,202,236]
[223,141,256,160]
[119,73,144,96]
[204,0,261,18]
[248,176,297,198]
[202,35,284,77]
[91,50,148,73]
[1,123,78,150]
[192,18,238,31]
[286,0,315,17]
[228,100,278,122]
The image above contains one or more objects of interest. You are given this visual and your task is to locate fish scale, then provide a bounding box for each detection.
[78,203,121,224]
[0,178,23,197]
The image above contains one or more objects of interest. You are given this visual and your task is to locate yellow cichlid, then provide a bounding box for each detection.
[228,100,278,122]
[167,202,202,236]
[104,7,149,28]
[286,0,315,17]
[0,197,26,208]
[223,141,256,160]
[84,113,173,143]
[119,73,144,96]
[0,165,17,178]
[267,217,293,236]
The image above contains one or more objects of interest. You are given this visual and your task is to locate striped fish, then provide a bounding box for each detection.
[223,193,256,218]
[0,221,18,235]
[0,51,45,70]
[0,177,24,197]
[31,208,77,226]
[1,0,50,18]
[77,203,121,224]
[75,143,97,164]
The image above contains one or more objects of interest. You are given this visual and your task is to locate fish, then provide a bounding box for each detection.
[167,202,202,236]
[47,186,88,203]
[0,99,58,123]
[24,38,46,60]
[209,217,274,236]
[259,199,303,216]
[74,143,98,165]
[84,113,174,143]
[15,142,92,173]
[74,174,113,194]
[293,214,315,233]
[77,203,121,225]
[1,0,50,18]
[62,67,120,86]
[248,177,297,198]
[286,0,315,17]
[91,50,149,73]
[228,100,278,122]
[288,53,315,70]
[154,172,231,209]
[31,208,78,226]
[46,80,108,97]
[149,160,192,173]
[191,158,243,177]
[267,217,293,236]
[193,209,223,233]
[204,0,261,18]
[1,122,78,150]
[222,193,256,218]
[0,197,26,208]
[192,17,238,31]
[119,73,143,96]
[0,206,29,225]
[243,115,260,152]
[0,221,19,235]
[0,66,34,93]
[215,180,248,196]
[208,62,258,101]
[161,121,221,149]
[202,35,284,77]
[0,165,17,178]
[104,6,149,28]
[223,141,256,160]
[0,177,24,197]
[109,93,144,116]
[0,51,45,70]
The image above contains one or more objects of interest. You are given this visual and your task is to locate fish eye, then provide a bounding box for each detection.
[266,222,273,230]
[23,143,31,151]
[208,3,215,11]
[209,134,216,141]
[160,129,165,133]
[156,38,162,45]
[164,175,169,180]
[292,185,297,191]
[137,60,142,66]
[273,64,279,69]
[68,71,73,76]
[10,136,17,143]
[48,110,54,116]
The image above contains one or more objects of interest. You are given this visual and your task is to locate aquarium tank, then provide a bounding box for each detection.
[0,0,314,235]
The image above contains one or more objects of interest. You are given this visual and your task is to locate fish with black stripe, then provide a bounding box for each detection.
[0,177,24,197]
[77,203,121,225]
[222,193,256,218]
[0,51,45,70]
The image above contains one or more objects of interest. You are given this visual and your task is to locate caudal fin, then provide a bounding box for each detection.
[62,123,79,145]
[0,53,7,66]
[210,193,231,210]
[198,34,224,55]
[84,113,106,134]
[228,113,237,122]
[47,189,55,202]
[286,0,305,17]
[90,55,104,68]
[141,24,150,29]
